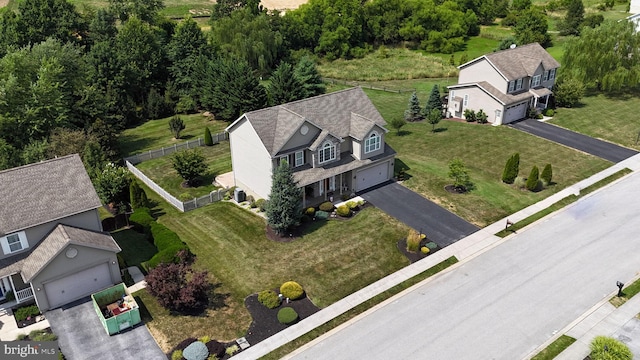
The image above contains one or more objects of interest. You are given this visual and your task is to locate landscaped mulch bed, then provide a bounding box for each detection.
[244,293,320,345]
[397,238,441,264]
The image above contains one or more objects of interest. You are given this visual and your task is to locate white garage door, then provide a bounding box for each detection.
[44,263,113,309]
[356,162,389,191]
[503,102,528,124]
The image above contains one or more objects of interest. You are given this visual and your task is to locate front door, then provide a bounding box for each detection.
[495,109,502,125]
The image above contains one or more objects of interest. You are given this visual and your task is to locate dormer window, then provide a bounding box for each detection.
[318,141,336,164]
[365,132,381,153]
[516,78,523,90]
[508,81,515,93]
[532,75,541,87]
[295,151,304,167]
[1,231,28,255]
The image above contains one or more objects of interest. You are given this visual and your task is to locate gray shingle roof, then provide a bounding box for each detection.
[22,224,120,282]
[449,81,533,106]
[466,43,561,81]
[232,87,387,156]
[0,154,102,236]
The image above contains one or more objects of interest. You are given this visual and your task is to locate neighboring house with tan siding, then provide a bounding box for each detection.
[226,87,396,207]
[0,154,121,311]
[447,43,560,125]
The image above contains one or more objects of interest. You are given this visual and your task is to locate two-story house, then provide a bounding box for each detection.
[447,43,561,125]
[0,154,121,311]
[226,87,396,207]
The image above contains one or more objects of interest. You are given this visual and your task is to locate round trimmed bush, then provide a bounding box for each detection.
[277,307,299,325]
[336,205,351,217]
[305,207,315,215]
[280,281,304,300]
[425,242,438,250]
[420,246,430,254]
[258,290,281,309]
[319,201,334,212]
[183,341,209,360]
[171,350,183,360]
[346,201,358,210]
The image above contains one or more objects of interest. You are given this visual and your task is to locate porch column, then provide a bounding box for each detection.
[8,275,16,302]
[339,174,343,195]
[544,95,549,107]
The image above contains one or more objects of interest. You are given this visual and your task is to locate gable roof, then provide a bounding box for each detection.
[0,154,103,236]
[449,81,533,106]
[227,87,387,156]
[460,43,560,81]
[21,224,121,282]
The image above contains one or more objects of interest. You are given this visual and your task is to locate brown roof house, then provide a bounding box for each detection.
[0,154,121,311]
[447,43,560,125]
[226,87,396,207]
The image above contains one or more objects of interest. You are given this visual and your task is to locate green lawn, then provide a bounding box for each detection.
[111,229,158,269]
[134,143,232,200]
[364,87,611,227]
[136,194,409,351]
[118,113,229,157]
[531,335,577,360]
[550,92,640,151]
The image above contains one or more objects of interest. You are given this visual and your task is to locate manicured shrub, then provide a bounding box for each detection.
[420,246,430,254]
[183,341,209,360]
[29,329,57,341]
[14,305,40,322]
[255,199,266,212]
[145,263,211,313]
[541,163,553,186]
[246,195,255,207]
[280,281,304,300]
[198,336,210,344]
[151,222,187,252]
[169,115,186,139]
[589,336,632,360]
[4,290,14,302]
[204,127,213,146]
[406,229,422,253]
[129,181,148,209]
[277,307,299,324]
[424,241,438,250]
[225,344,239,356]
[305,207,315,215]
[258,290,281,309]
[502,153,520,184]
[336,205,351,217]
[205,340,225,358]
[130,207,154,235]
[171,350,184,360]
[526,166,540,192]
[346,201,359,210]
[476,109,488,124]
[315,210,329,220]
[463,108,476,122]
[319,201,334,212]
[542,108,554,117]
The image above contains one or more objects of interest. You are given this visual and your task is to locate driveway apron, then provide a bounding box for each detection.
[46,298,166,360]
[510,119,638,163]
[358,182,479,247]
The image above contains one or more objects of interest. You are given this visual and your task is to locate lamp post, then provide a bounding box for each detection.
[617,281,624,297]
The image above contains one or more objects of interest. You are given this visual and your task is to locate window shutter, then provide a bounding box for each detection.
[0,237,10,255]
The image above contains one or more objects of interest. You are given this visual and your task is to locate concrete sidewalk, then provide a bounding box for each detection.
[232,154,640,360]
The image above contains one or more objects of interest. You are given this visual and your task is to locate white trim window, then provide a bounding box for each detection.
[449,90,455,102]
[516,78,523,90]
[532,75,541,87]
[294,151,304,167]
[1,232,28,255]
[508,81,515,93]
[318,141,336,164]
[543,70,549,82]
[549,68,556,80]
[364,132,381,154]
[463,94,469,107]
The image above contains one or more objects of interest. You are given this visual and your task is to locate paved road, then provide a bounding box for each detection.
[289,172,640,360]
[510,119,638,163]
[358,182,479,247]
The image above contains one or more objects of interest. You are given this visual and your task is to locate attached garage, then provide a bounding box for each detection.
[44,262,114,309]
[355,161,390,192]
[503,102,528,124]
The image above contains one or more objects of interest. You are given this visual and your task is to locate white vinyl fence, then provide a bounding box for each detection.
[124,133,227,165]
[126,161,227,212]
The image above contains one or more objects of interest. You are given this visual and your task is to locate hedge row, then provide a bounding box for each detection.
[129,207,154,235]
[131,208,190,271]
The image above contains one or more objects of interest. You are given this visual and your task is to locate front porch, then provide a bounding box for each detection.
[0,273,34,305]
[301,172,354,208]
[529,87,552,110]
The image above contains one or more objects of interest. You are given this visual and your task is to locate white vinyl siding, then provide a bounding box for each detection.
[294,151,304,167]
[1,232,28,255]
[516,78,523,90]
[508,81,515,93]
[364,132,381,154]
[532,75,541,87]
[318,142,336,164]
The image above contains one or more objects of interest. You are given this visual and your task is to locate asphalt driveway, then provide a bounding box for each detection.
[46,297,166,360]
[510,119,638,163]
[358,182,479,247]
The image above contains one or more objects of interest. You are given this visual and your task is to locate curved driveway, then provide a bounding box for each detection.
[359,182,479,247]
[510,119,638,163]
[289,171,640,360]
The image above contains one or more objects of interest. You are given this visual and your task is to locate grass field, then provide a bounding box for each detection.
[133,196,409,351]
[134,143,231,200]
[111,229,158,268]
[550,92,640,150]
[118,113,229,157]
[530,335,577,360]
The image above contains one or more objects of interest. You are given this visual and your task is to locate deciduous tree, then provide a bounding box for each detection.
[169,116,185,139]
[448,158,471,191]
[172,149,208,186]
[145,262,211,313]
[515,7,551,47]
[389,117,406,135]
[427,109,442,132]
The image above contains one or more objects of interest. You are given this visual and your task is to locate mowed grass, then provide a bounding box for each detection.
[118,113,229,157]
[136,197,409,351]
[318,47,457,81]
[364,88,611,227]
[550,92,640,150]
[111,229,157,268]
[530,335,577,360]
[134,143,231,199]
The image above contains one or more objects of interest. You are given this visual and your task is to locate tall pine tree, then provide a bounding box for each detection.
[294,56,325,99]
[266,162,303,235]
[269,62,305,105]
[423,84,442,116]
[404,91,422,121]
[559,0,584,36]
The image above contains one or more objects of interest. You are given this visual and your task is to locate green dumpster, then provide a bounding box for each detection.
[92,283,141,335]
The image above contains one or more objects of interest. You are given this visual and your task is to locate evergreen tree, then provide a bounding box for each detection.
[423,84,442,116]
[526,165,539,191]
[269,62,305,105]
[266,162,303,235]
[169,116,185,139]
[129,181,147,209]
[294,56,325,98]
[559,0,584,36]
[541,163,553,185]
[404,91,422,122]
[502,153,520,184]
[204,127,213,146]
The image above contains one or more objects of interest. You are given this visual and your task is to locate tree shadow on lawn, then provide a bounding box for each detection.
[433,126,448,133]
[395,129,413,136]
